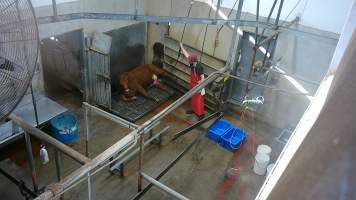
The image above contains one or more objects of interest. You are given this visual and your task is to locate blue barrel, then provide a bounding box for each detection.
[50,113,79,144]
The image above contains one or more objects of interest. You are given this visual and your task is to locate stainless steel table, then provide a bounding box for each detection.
[0,92,67,149]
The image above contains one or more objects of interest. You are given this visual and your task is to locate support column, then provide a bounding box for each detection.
[214,0,222,24]
[87,172,93,200]
[84,106,91,157]
[24,132,39,193]
[51,0,58,21]
[137,130,145,192]
[54,149,64,200]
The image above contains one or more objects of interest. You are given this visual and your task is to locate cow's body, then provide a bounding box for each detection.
[118,64,168,101]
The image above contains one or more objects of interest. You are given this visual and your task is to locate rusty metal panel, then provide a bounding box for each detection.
[41,29,83,93]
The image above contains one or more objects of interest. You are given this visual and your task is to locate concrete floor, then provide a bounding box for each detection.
[0,90,286,200]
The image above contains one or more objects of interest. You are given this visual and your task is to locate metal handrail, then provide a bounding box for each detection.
[83,102,138,130]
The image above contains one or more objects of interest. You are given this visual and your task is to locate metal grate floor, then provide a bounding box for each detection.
[111,87,175,122]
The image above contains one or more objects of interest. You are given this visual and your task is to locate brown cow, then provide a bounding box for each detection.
[118,64,169,102]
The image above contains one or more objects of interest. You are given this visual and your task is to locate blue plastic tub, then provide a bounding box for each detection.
[220,127,247,152]
[207,119,233,142]
[50,113,79,144]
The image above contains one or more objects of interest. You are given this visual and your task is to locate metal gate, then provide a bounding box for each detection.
[88,50,111,109]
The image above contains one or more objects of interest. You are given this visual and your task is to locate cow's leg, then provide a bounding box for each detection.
[154,82,169,92]
[136,84,159,102]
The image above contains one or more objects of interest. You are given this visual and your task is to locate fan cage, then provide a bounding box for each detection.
[0,0,39,120]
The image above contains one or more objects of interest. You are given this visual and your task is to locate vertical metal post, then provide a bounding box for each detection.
[257,0,280,75]
[270,0,285,66]
[54,149,65,200]
[52,0,58,21]
[255,0,260,43]
[214,0,222,24]
[81,30,90,103]
[225,0,245,101]
[259,0,278,65]
[54,149,61,181]
[262,41,272,68]
[132,134,203,200]
[87,172,93,200]
[84,106,90,157]
[24,131,39,193]
[137,130,145,192]
[245,47,257,94]
[275,0,284,27]
[226,0,244,68]
[267,0,278,22]
[30,85,39,126]
[83,99,94,200]
[134,0,139,19]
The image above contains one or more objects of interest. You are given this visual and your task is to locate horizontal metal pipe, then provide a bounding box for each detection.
[9,114,90,165]
[141,172,189,200]
[220,72,311,96]
[110,126,170,171]
[172,111,223,141]
[83,102,138,130]
[267,65,320,86]
[35,12,339,40]
[36,12,274,28]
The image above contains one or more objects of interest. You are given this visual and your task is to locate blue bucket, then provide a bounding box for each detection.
[220,127,247,152]
[207,119,233,143]
[50,113,79,144]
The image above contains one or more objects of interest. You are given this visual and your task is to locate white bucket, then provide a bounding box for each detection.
[253,153,270,175]
[257,145,272,156]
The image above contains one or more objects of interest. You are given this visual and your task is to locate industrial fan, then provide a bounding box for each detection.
[0,0,39,120]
